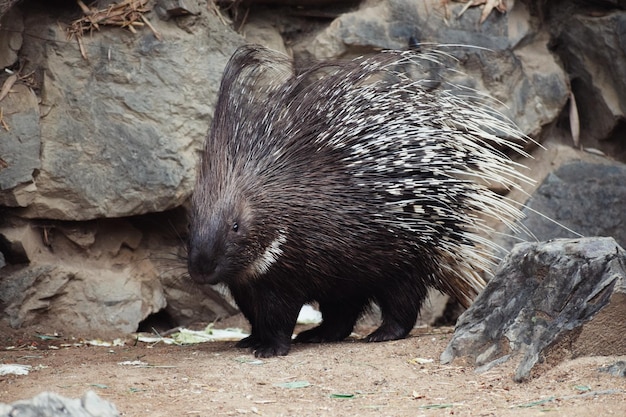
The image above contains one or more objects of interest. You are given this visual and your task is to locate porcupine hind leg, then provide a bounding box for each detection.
[231,285,302,357]
[366,279,426,342]
[295,298,367,343]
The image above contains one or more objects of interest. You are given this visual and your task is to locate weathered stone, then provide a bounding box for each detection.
[155,0,200,18]
[0,6,22,68]
[552,9,626,143]
[499,159,626,252]
[0,217,162,333]
[161,278,239,326]
[441,237,626,382]
[243,13,289,55]
[0,83,40,206]
[599,361,626,378]
[0,212,240,334]
[0,182,38,207]
[0,391,119,417]
[16,4,244,220]
[3,263,166,333]
[293,0,569,137]
[0,220,41,263]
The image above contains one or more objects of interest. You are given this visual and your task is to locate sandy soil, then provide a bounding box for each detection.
[1,318,625,417]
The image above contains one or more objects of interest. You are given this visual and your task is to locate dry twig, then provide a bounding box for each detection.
[457,0,507,24]
[67,0,162,58]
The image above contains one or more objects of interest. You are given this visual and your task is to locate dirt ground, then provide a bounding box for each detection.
[1,317,625,417]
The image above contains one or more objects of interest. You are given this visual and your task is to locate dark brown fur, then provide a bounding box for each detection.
[188,45,528,357]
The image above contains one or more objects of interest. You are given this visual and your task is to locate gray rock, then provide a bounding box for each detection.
[299,0,520,58]
[552,9,626,143]
[15,5,244,220]
[599,361,626,378]
[3,263,166,333]
[0,0,20,21]
[0,217,166,332]
[243,12,289,55]
[441,237,626,382]
[0,391,119,417]
[0,84,41,206]
[0,6,22,68]
[0,213,237,334]
[499,160,626,252]
[155,0,201,19]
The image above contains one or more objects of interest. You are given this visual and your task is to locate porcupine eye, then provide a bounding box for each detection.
[232,222,239,232]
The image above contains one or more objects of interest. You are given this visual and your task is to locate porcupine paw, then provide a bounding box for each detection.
[235,335,260,349]
[295,325,352,343]
[365,322,411,343]
[253,341,291,358]
[237,335,290,357]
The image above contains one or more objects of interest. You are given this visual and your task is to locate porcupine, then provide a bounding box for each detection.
[187,44,532,358]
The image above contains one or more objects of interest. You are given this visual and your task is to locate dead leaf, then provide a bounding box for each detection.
[0,74,17,102]
[569,91,580,149]
[457,0,507,24]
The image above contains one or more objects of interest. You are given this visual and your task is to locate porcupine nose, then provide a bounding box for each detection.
[187,246,219,284]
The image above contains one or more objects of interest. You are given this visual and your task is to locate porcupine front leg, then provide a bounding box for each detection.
[295,298,367,343]
[230,285,302,357]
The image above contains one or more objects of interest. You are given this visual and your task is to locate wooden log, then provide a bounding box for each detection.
[441,237,626,382]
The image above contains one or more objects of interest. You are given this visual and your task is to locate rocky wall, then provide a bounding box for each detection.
[1,0,626,335]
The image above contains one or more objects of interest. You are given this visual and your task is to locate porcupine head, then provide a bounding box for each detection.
[187,46,316,358]
[187,47,294,287]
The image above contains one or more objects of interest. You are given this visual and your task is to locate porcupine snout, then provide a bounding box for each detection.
[187,237,222,285]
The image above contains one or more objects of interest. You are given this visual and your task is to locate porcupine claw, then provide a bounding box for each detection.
[236,335,291,357]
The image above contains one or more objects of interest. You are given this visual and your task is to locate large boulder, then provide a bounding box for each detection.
[2,2,244,220]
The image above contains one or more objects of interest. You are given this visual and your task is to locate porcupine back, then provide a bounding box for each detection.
[188,44,532,356]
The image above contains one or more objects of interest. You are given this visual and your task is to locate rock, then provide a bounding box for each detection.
[3,263,166,333]
[15,4,244,220]
[0,220,40,263]
[161,273,240,327]
[0,0,20,20]
[599,361,626,378]
[0,391,119,417]
[0,6,23,68]
[499,159,626,252]
[293,0,569,137]
[243,12,289,55]
[243,0,359,5]
[441,237,626,382]
[412,289,446,325]
[0,83,40,207]
[551,8,626,144]
[0,218,162,333]
[155,0,201,19]
[0,212,237,334]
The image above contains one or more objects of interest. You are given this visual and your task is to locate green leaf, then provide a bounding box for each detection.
[419,403,455,409]
[275,380,310,389]
[330,393,354,399]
